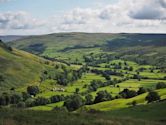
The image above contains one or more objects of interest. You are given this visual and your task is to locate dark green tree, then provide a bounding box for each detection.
[94,90,112,103]
[145,91,160,103]
[64,94,84,111]
[85,94,93,105]
[137,87,146,95]
[156,82,166,89]
[27,86,39,96]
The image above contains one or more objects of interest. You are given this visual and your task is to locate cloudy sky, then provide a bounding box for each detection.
[0,0,166,35]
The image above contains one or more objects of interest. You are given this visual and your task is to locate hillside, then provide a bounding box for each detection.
[9,33,166,66]
[0,40,54,91]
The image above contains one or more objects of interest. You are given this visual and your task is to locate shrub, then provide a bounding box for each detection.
[145,91,160,103]
[50,95,64,103]
[156,82,166,89]
[64,94,84,111]
[35,97,50,106]
[94,90,112,104]
[27,86,39,96]
[85,94,93,105]
[137,87,146,95]
[119,89,137,98]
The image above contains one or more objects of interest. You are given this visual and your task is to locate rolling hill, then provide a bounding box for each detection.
[9,33,166,66]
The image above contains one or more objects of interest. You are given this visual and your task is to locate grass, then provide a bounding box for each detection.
[85,88,166,111]
[104,101,166,122]
[0,45,47,91]
[30,101,64,111]
[0,108,164,125]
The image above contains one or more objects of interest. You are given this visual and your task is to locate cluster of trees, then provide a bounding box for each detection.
[0,85,66,108]
[91,69,123,79]
[119,84,162,103]
[0,93,22,106]
[40,65,89,86]
[83,53,118,67]
[119,87,148,99]
[94,90,112,103]
[64,90,112,111]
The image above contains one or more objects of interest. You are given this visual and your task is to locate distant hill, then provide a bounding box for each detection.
[8,33,166,66]
[0,35,28,42]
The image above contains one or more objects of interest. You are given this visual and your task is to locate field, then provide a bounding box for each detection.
[0,101,166,125]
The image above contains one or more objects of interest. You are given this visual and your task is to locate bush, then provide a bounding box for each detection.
[156,82,166,89]
[27,86,39,96]
[10,94,22,104]
[50,95,64,103]
[64,94,84,111]
[17,102,26,108]
[25,98,35,107]
[131,100,137,106]
[85,94,93,105]
[119,89,137,98]
[145,91,160,103]
[94,90,112,104]
[35,97,50,106]
[137,87,146,95]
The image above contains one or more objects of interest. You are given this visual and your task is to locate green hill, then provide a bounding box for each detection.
[0,40,55,92]
[9,33,166,66]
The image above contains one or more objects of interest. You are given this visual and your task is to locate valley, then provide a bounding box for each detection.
[0,33,166,125]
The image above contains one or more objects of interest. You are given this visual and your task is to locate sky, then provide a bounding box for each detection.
[0,0,166,35]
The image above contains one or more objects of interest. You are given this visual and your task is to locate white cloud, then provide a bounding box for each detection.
[1,0,166,35]
[50,0,166,33]
[0,11,45,30]
[129,0,166,20]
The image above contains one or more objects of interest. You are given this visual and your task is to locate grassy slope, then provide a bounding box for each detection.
[102,100,166,123]
[0,41,54,91]
[0,110,164,125]
[84,88,166,111]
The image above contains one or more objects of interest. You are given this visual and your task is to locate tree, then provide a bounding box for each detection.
[137,87,146,95]
[0,93,10,106]
[75,88,80,94]
[94,90,112,103]
[35,97,50,106]
[27,86,39,96]
[131,100,137,106]
[0,75,4,82]
[119,89,137,98]
[156,82,166,89]
[129,66,133,71]
[22,92,31,101]
[50,95,64,103]
[17,102,26,108]
[117,85,120,93]
[64,94,84,111]
[10,93,22,104]
[145,91,160,103]
[85,94,93,105]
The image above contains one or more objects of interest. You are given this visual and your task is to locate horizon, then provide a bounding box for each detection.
[0,0,166,35]
[1,32,166,36]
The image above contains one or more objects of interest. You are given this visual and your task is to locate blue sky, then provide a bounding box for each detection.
[0,0,117,17]
[0,0,166,35]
